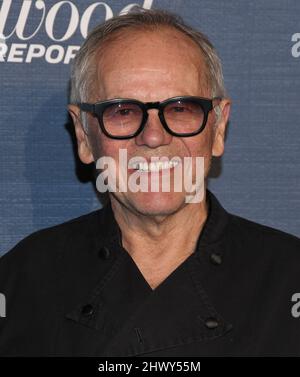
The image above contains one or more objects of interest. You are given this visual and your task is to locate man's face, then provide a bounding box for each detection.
[71,27,230,217]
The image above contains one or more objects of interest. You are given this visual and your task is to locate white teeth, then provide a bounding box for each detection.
[132,160,179,172]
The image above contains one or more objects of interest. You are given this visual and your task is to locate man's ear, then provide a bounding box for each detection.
[212,99,231,157]
[68,105,94,164]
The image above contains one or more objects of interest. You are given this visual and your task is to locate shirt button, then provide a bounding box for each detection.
[98,246,110,260]
[210,252,222,265]
[81,304,94,317]
[205,317,219,329]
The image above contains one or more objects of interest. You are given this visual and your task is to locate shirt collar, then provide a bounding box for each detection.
[197,189,230,246]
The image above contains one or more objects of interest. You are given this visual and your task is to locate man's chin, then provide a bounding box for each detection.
[124,191,187,217]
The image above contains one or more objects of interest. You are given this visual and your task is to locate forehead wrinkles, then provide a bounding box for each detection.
[94,27,210,100]
[99,68,203,100]
[102,67,187,85]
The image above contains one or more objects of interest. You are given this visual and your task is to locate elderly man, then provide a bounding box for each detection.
[0,8,299,357]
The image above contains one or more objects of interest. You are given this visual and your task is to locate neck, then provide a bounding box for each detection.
[109,191,209,289]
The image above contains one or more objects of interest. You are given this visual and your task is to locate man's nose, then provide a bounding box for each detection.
[135,110,173,148]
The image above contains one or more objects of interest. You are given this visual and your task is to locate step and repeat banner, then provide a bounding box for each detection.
[0,0,299,255]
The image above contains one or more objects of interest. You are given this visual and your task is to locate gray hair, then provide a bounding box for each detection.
[70,7,226,127]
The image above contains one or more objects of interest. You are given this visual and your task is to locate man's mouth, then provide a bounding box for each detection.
[129,160,180,173]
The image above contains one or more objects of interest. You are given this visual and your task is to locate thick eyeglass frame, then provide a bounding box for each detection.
[77,95,222,139]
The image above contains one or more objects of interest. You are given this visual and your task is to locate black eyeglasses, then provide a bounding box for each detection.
[77,95,222,139]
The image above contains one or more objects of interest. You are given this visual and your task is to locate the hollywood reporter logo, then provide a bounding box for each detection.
[0,0,153,64]
[0,33,6,59]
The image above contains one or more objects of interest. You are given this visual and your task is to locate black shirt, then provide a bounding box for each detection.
[0,189,299,356]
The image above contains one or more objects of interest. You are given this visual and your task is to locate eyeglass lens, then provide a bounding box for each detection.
[101,99,205,137]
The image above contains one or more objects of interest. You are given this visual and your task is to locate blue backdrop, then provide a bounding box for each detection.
[0,0,299,256]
